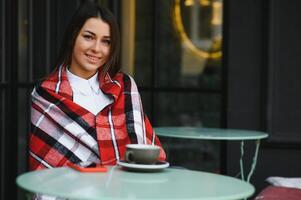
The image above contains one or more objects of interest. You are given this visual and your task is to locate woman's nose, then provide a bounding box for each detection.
[91,42,101,52]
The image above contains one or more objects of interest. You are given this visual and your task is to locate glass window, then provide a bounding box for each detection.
[120,0,223,171]
[140,91,152,118]
[161,137,221,172]
[122,0,223,89]
[155,0,222,89]
[154,92,221,127]
[133,0,154,87]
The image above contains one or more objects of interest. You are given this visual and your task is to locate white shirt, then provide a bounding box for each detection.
[66,68,113,115]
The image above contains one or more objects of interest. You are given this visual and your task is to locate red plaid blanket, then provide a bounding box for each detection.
[29,65,166,170]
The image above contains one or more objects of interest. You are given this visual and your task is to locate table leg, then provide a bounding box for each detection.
[239,141,245,181]
[239,140,261,182]
[247,140,260,182]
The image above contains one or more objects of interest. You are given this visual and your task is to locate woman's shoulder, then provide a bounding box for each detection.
[113,71,137,86]
[33,66,65,91]
[32,76,52,90]
[111,72,140,94]
[32,78,45,90]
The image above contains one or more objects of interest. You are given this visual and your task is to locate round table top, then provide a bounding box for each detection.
[17,166,255,200]
[155,127,268,140]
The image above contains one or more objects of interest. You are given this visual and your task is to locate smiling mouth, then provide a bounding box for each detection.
[86,54,100,62]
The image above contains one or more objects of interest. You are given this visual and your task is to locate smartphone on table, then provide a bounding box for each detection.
[67,161,107,172]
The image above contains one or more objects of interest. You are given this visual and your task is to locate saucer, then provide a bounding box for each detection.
[117,160,169,172]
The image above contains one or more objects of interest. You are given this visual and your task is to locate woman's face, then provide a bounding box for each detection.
[70,17,111,79]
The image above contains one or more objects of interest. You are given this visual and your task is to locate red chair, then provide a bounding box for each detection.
[254,186,301,200]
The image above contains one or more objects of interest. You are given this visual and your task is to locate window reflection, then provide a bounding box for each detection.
[123,0,223,89]
[120,0,223,172]
[173,0,222,59]
[119,0,223,124]
[173,0,222,88]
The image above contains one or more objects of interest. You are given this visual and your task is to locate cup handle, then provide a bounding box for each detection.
[125,151,134,163]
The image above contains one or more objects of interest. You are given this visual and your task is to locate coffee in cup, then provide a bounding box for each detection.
[124,144,160,164]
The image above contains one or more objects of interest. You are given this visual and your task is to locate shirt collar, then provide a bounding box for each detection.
[66,68,100,95]
[41,65,121,102]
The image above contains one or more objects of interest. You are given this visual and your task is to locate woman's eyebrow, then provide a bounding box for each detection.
[83,30,96,36]
[83,30,110,38]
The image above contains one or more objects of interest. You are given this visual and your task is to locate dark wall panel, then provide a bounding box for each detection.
[267,0,301,143]
[2,1,18,200]
[1,1,82,200]
[226,0,264,130]
[226,0,301,194]
[30,0,80,80]
[32,0,47,78]
[225,0,265,184]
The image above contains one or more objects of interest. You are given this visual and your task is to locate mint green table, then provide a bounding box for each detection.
[16,166,254,200]
[155,127,268,182]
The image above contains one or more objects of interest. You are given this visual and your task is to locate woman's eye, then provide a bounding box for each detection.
[102,40,111,46]
[83,35,93,40]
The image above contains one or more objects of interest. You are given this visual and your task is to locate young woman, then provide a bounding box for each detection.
[29,1,165,172]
